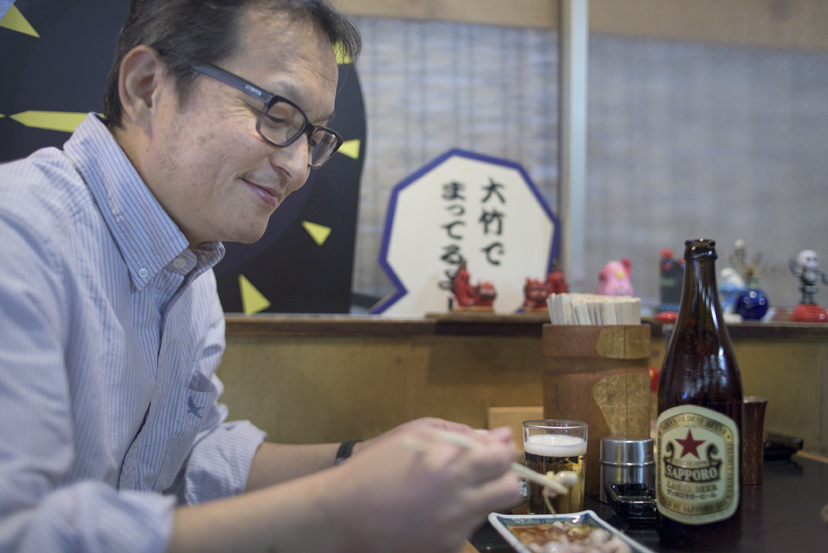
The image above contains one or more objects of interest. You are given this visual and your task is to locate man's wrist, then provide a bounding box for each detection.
[334,440,361,465]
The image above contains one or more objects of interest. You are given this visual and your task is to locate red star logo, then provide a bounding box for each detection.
[675,429,705,459]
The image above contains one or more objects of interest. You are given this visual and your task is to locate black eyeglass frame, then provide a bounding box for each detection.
[189,62,343,168]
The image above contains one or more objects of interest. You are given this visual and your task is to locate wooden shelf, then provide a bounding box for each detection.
[225,312,828,340]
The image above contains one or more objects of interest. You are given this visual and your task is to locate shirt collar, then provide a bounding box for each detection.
[63,114,225,289]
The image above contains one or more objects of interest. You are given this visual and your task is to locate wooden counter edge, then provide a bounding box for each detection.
[645,317,828,340]
[225,316,437,337]
[224,313,828,340]
[225,312,550,338]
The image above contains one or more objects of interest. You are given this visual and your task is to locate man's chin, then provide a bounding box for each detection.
[223,226,269,245]
[235,233,266,245]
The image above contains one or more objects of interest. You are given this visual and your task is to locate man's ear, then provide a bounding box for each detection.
[118,45,167,135]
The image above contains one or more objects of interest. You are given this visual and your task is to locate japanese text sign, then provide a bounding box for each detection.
[371,150,558,316]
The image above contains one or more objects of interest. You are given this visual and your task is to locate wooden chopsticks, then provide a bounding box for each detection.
[403,430,572,495]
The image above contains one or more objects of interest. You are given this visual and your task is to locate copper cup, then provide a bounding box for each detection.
[742,397,768,485]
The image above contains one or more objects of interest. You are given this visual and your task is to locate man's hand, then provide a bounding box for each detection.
[352,417,500,458]
[323,423,522,553]
[167,421,520,553]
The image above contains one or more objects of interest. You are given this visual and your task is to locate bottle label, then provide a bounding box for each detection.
[656,405,739,524]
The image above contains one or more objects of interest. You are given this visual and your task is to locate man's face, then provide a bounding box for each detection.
[147,8,339,246]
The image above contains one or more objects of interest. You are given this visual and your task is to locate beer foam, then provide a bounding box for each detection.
[524,434,587,457]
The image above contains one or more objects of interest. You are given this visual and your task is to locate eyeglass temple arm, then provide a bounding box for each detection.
[190,63,273,104]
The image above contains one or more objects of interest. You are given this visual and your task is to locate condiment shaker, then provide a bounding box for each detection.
[599,434,654,503]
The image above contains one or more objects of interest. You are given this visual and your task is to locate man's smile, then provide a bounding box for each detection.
[243,177,284,208]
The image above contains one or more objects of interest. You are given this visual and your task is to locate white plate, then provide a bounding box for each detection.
[488,510,656,553]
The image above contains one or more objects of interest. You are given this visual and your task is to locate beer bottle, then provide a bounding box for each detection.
[656,239,743,549]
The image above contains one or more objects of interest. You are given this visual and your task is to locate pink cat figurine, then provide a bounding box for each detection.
[596,257,634,296]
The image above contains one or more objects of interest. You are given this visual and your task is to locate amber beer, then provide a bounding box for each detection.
[656,239,743,549]
[524,431,587,514]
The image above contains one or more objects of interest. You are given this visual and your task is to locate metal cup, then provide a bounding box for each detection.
[599,435,654,502]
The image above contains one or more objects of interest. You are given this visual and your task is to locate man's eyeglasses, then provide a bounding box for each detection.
[190,63,342,168]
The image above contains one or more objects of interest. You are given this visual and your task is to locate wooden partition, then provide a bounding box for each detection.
[218,316,548,444]
[338,0,828,51]
[217,315,828,456]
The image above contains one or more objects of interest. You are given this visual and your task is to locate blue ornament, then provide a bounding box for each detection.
[735,288,769,320]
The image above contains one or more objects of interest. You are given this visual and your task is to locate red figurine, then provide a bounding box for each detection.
[475,281,497,308]
[547,261,568,294]
[520,261,568,312]
[522,278,550,311]
[452,260,476,307]
[451,259,497,310]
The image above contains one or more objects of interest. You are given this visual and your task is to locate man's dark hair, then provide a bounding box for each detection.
[102,0,361,130]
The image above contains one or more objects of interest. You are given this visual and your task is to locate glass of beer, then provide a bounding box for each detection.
[523,419,588,514]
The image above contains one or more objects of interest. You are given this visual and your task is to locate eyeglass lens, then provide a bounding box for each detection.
[260,100,340,168]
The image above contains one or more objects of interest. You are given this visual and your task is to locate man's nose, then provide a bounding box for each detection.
[271,134,310,178]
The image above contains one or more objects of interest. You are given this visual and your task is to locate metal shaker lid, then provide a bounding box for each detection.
[599,435,654,465]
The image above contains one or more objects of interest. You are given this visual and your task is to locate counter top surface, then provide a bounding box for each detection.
[471,453,828,552]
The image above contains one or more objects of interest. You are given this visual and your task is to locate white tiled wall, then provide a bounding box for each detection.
[349,17,828,312]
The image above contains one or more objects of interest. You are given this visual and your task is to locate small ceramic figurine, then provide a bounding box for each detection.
[728,239,764,284]
[658,248,684,313]
[727,239,769,320]
[789,250,828,322]
[546,261,568,295]
[452,259,476,307]
[522,278,550,311]
[451,259,496,310]
[595,257,634,296]
[719,268,747,314]
[519,261,567,311]
[474,281,497,308]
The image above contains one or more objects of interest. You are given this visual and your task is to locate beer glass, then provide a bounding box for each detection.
[523,419,588,514]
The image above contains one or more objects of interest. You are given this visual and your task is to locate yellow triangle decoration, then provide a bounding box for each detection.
[338,139,360,159]
[1,6,40,38]
[238,274,271,315]
[10,111,87,133]
[333,42,351,65]
[302,221,331,246]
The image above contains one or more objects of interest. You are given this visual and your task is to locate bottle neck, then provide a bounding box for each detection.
[679,256,724,324]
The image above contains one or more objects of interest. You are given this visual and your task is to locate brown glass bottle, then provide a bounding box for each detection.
[656,239,743,549]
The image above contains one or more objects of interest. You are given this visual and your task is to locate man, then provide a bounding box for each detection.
[0,1,521,552]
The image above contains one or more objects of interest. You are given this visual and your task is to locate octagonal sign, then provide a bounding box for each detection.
[371,149,559,316]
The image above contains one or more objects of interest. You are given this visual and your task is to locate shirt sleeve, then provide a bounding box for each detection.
[163,273,267,505]
[0,213,176,553]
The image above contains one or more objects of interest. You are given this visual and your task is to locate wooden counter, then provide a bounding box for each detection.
[472,453,828,552]
[225,312,551,337]
[217,314,828,456]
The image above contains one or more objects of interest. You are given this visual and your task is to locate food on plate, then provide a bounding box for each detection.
[511,521,632,553]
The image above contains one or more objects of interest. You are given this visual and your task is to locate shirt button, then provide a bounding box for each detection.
[173,257,187,269]
[138,267,149,278]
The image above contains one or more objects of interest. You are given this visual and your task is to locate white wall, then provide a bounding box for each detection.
[349,16,828,312]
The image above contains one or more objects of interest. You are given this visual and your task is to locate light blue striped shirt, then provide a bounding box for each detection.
[0,114,266,552]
